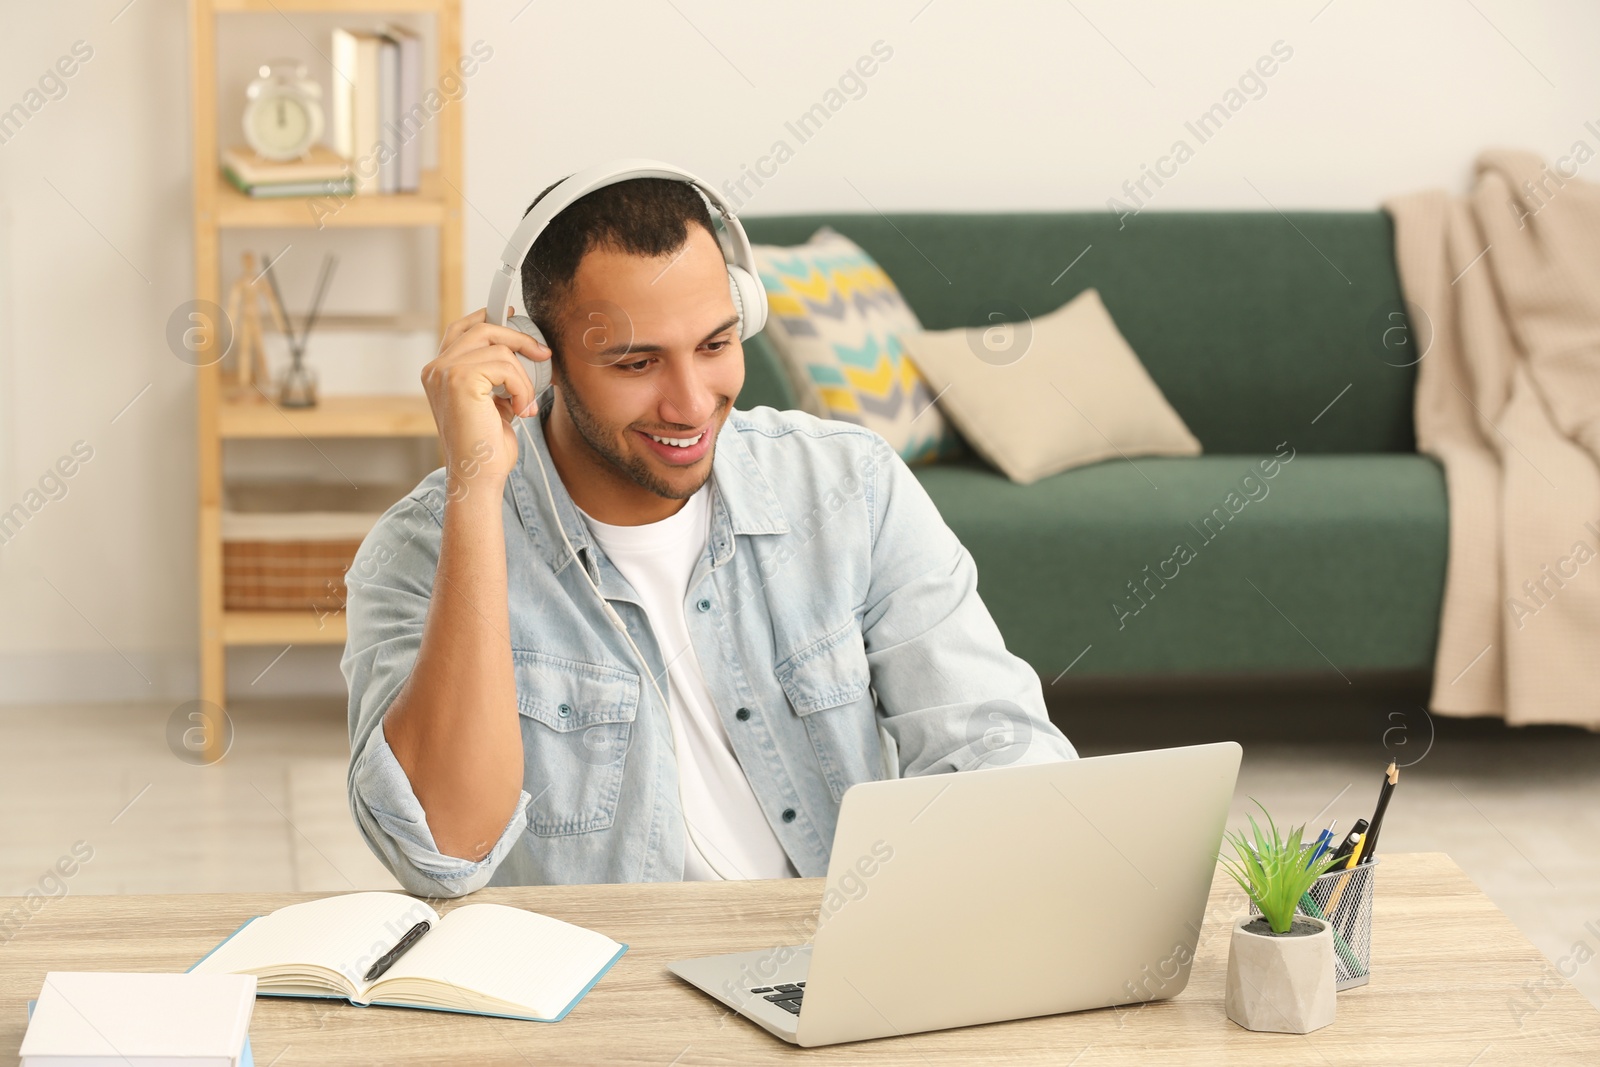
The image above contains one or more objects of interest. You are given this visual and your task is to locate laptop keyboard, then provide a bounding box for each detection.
[749,981,806,1015]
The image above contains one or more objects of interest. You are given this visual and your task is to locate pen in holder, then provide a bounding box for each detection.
[1250,857,1377,990]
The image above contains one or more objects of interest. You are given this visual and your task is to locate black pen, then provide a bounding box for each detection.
[1328,819,1369,866]
[364,920,431,982]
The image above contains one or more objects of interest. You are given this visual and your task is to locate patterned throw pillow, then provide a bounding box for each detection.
[750,228,962,464]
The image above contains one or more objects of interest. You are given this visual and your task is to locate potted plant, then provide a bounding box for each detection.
[1219,803,1344,1034]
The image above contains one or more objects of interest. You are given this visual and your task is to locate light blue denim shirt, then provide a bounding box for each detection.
[341,390,1077,897]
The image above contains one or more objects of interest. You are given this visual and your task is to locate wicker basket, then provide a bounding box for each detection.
[221,482,409,613]
[223,537,364,612]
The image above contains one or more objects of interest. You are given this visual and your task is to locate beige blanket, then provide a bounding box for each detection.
[1385,148,1600,730]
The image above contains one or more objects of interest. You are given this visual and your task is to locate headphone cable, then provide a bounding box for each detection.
[508,405,743,881]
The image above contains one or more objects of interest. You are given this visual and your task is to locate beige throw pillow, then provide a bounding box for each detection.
[900,288,1201,484]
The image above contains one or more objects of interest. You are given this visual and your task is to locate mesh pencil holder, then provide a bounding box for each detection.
[1248,858,1377,991]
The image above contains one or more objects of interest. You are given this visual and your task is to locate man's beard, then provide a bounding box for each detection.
[553,358,720,501]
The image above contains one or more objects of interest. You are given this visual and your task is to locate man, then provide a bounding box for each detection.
[342,174,1076,897]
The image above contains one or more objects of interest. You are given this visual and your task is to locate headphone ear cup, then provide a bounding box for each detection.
[507,313,546,347]
[506,313,552,400]
[726,265,767,339]
[725,273,744,337]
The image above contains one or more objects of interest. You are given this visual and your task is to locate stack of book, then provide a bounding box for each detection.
[222,144,353,199]
[332,25,424,195]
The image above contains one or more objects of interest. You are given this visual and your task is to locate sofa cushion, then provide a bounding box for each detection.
[912,453,1447,677]
[901,287,1201,484]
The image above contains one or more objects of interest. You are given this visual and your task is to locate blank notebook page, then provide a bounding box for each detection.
[377,903,622,1016]
[195,892,436,985]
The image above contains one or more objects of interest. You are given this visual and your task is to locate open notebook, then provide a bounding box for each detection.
[189,891,627,1022]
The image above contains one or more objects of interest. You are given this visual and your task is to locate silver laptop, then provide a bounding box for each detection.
[668,741,1242,1047]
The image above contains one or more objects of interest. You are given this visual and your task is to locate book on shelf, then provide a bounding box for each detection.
[221,144,355,198]
[222,168,354,200]
[332,25,423,196]
[384,24,423,193]
[332,28,381,195]
[223,144,350,184]
[376,31,398,194]
[188,891,628,1023]
[222,146,353,198]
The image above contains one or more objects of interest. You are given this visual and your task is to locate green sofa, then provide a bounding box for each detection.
[736,212,1447,681]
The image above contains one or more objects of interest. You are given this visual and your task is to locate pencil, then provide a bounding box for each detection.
[1360,761,1399,864]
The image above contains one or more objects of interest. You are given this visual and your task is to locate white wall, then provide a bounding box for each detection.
[0,0,1595,704]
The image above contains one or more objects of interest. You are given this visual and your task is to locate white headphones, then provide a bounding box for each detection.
[488,160,769,880]
[488,158,768,402]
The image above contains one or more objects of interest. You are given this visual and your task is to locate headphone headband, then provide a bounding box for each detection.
[485,158,764,336]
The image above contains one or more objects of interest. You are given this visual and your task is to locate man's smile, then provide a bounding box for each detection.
[634,425,713,466]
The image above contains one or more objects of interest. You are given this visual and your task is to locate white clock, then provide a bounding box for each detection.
[243,59,324,161]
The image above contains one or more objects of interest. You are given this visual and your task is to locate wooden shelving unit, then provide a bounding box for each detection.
[224,610,349,646]
[213,166,453,228]
[188,0,461,739]
[218,394,438,438]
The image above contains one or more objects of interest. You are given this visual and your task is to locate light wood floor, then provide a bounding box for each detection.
[2,695,1596,1012]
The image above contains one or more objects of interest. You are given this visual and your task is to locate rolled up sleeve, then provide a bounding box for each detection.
[350,719,530,897]
[340,483,530,897]
[861,442,1078,775]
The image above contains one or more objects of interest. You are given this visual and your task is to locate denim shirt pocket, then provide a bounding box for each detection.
[514,650,639,837]
[775,621,880,802]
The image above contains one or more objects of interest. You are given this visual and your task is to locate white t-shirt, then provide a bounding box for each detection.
[577,484,798,881]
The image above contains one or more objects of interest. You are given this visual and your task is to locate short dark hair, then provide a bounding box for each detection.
[518,176,718,355]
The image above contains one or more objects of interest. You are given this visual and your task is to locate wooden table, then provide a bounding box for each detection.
[3,853,1596,1064]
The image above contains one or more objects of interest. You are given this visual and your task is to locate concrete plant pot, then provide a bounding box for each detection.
[1224,914,1337,1034]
